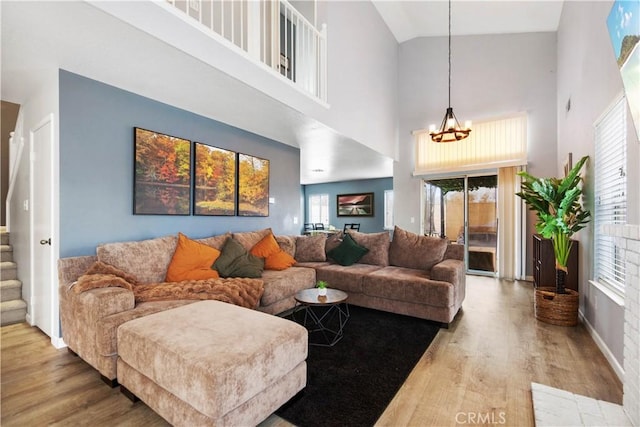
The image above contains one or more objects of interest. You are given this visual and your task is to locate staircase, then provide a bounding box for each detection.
[1,230,27,326]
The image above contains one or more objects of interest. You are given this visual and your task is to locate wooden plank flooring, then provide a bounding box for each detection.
[1,276,622,426]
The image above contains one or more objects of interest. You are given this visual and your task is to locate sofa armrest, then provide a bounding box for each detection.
[60,284,135,354]
[58,255,98,287]
[430,258,464,285]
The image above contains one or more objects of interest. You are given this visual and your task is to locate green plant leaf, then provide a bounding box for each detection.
[515,156,591,272]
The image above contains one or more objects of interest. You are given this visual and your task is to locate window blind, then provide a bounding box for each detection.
[308,194,329,225]
[594,97,627,295]
[384,190,394,230]
[413,113,527,175]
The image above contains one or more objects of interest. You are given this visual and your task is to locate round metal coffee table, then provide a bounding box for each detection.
[293,288,350,347]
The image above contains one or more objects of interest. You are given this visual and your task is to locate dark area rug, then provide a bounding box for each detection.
[276,305,440,427]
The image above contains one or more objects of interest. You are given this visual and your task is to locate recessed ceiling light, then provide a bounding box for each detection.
[311,169,324,173]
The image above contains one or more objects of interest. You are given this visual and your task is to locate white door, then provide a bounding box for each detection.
[30,115,55,338]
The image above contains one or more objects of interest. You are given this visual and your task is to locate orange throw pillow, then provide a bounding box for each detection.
[166,233,221,282]
[251,233,280,258]
[251,233,296,270]
[264,250,296,270]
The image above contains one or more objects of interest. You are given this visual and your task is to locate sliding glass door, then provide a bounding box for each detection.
[423,174,498,276]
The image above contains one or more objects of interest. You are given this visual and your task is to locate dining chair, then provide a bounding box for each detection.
[343,223,360,232]
[314,223,325,230]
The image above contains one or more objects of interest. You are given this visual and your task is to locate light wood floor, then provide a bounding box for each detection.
[1,276,622,426]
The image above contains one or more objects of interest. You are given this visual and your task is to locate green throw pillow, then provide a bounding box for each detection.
[327,233,369,266]
[213,237,264,278]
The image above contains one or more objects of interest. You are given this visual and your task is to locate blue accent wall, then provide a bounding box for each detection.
[59,70,302,257]
[303,178,392,233]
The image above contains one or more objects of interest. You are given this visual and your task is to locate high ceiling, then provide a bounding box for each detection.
[1,1,565,185]
[373,0,564,43]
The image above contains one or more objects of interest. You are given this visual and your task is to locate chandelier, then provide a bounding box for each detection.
[429,0,471,143]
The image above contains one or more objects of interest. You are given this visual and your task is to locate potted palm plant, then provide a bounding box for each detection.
[516,155,591,325]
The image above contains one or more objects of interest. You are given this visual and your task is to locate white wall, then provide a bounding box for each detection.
[395,32,558,264]
[87,0,398,163]
[556,0,639,369]
[8,69,59,321]
[320,0,399,159]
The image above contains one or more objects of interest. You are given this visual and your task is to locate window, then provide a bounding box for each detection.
[414,113,527,175]
[384,190,394,230]
[308,194,329,225]
[594,96,627,295]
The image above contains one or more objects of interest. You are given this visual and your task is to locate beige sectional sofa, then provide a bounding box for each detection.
[58,226,465,425]
[294,227,465,324]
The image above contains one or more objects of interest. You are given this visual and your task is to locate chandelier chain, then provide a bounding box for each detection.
[448,0,451,108]
[428,0,471,143]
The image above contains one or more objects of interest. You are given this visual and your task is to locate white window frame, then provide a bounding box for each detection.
[384,190,394,230]
[592,96,627,298]
[308,193,329,225]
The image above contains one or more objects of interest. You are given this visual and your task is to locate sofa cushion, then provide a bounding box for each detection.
[97,300,195,358]
[294,261,332,269]
[213,237,264,278]
[325,232,343,254]
[389,226,448,270]
[295,235,327,262]
[327,233,369,266]
[365,266,454,307]
[97,235,177,284]
[166,233,221,282]
[232,228,272,251]
[314,263,383,294]
[275,235,297,257]
[196,232,231,251]
[347,230,390,266]
[260,267,316,306]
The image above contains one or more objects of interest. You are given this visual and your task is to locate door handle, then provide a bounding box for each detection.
[40,238,51,246]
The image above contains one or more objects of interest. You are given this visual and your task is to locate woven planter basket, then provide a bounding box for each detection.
[534,287,579,326]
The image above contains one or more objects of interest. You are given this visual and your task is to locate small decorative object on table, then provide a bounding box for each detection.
[316,280,328,297]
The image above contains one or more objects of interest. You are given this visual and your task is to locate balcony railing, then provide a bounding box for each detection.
[166,0,327,102]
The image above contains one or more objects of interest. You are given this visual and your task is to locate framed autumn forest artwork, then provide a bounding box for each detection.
[238,153,270,217]
[337,193,374,217]
[134,128,191,215]
[193,142,236,216]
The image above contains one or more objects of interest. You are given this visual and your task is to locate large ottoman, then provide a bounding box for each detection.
[116,300,308,426]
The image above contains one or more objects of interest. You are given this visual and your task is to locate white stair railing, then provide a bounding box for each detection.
[5,107,25,233]
[166,0,327,102]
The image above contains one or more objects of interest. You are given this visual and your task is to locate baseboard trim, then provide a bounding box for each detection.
[51,336,66,349]
[25,313,32,325]
[578,309,624,382]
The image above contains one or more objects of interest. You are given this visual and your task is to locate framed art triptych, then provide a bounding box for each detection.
[134,128,191,215]
[133,127,270,217]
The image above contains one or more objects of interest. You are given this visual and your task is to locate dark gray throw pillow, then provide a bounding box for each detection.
[213,237,264,278]
[327,233,369,266]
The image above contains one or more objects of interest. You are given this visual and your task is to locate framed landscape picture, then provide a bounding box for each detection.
[134,128,191,215]
[337,193,374,217]
[193,142,236,216]
[607,0,640,141]
[238,153,269,217]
